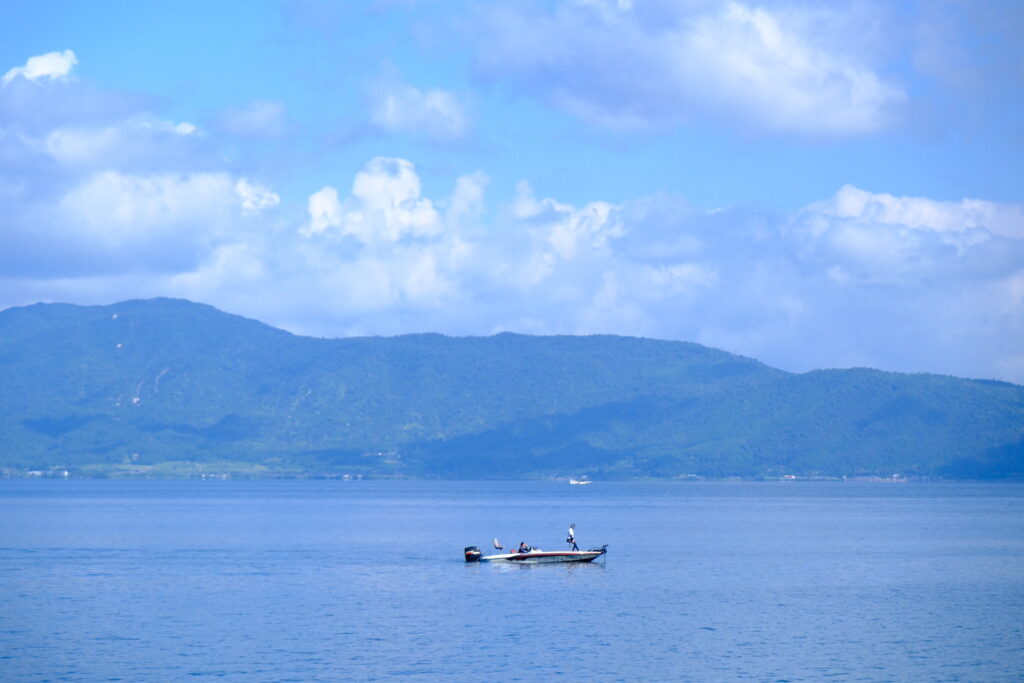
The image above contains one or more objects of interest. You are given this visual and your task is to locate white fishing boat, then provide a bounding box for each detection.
[464,544,607,564]
[569,478,592,485]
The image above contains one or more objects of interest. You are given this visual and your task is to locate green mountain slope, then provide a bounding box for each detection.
[1,298,1021,478]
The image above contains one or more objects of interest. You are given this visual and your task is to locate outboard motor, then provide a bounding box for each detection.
[464,546,482,562]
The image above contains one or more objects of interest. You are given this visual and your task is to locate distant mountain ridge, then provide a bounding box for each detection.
[1,298,1022,479]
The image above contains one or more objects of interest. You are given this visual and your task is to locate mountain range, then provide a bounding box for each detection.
[1,298,1021,479]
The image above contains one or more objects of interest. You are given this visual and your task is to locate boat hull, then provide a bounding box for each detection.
[478,547,606,564]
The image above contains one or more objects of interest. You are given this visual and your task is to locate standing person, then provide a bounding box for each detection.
[567,523,578,551]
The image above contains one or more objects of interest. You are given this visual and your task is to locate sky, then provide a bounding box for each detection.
[1,0,1022,382]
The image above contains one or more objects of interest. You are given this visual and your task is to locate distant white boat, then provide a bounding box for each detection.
[569,478,592,485]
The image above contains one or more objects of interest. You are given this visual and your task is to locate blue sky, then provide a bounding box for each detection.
[1,0,1022,381]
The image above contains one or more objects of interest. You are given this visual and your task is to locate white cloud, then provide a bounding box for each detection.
[41,116,201,168]
[2,50,78,85]
[0,166,279,279]
[286,235,472,318]
[512,181,623,261]
[793,185,1024,288]
[679,2,903,135]
[546,200,621,260]
[814,185,1024,239]
[446,171,489,228]
[303,157,442,242]
[170,242,268,296]
[473,1,903,136]
[235,179,280,212]
[305,186,343,237]
[370,79,468,141]
[57,171,268,247]
[43,126,121,165]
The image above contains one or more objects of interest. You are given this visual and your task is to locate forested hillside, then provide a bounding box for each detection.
[1,299,1021,479]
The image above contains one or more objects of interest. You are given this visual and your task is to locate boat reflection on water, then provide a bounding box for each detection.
[482,557,608,571]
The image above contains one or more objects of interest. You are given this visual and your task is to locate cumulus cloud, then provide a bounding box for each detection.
[305,186,343,237]
[303,157,442,242]
[510,181,624,264]
[369,78,468,141]
[471,0,903,136]
[2,50,78,84]
[291,163,477,317]
[290,162,732,342]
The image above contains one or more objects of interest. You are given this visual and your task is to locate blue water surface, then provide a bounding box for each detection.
[1,480,1022,681]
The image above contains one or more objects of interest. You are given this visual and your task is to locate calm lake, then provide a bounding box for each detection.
[1,480,1022,681]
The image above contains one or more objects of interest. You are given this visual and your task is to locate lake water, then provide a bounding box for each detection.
[1,480,1022,681]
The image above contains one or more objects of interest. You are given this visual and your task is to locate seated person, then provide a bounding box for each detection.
[517,542,530,554]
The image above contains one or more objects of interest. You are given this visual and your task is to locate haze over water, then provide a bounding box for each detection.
[2,480,1022,681]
